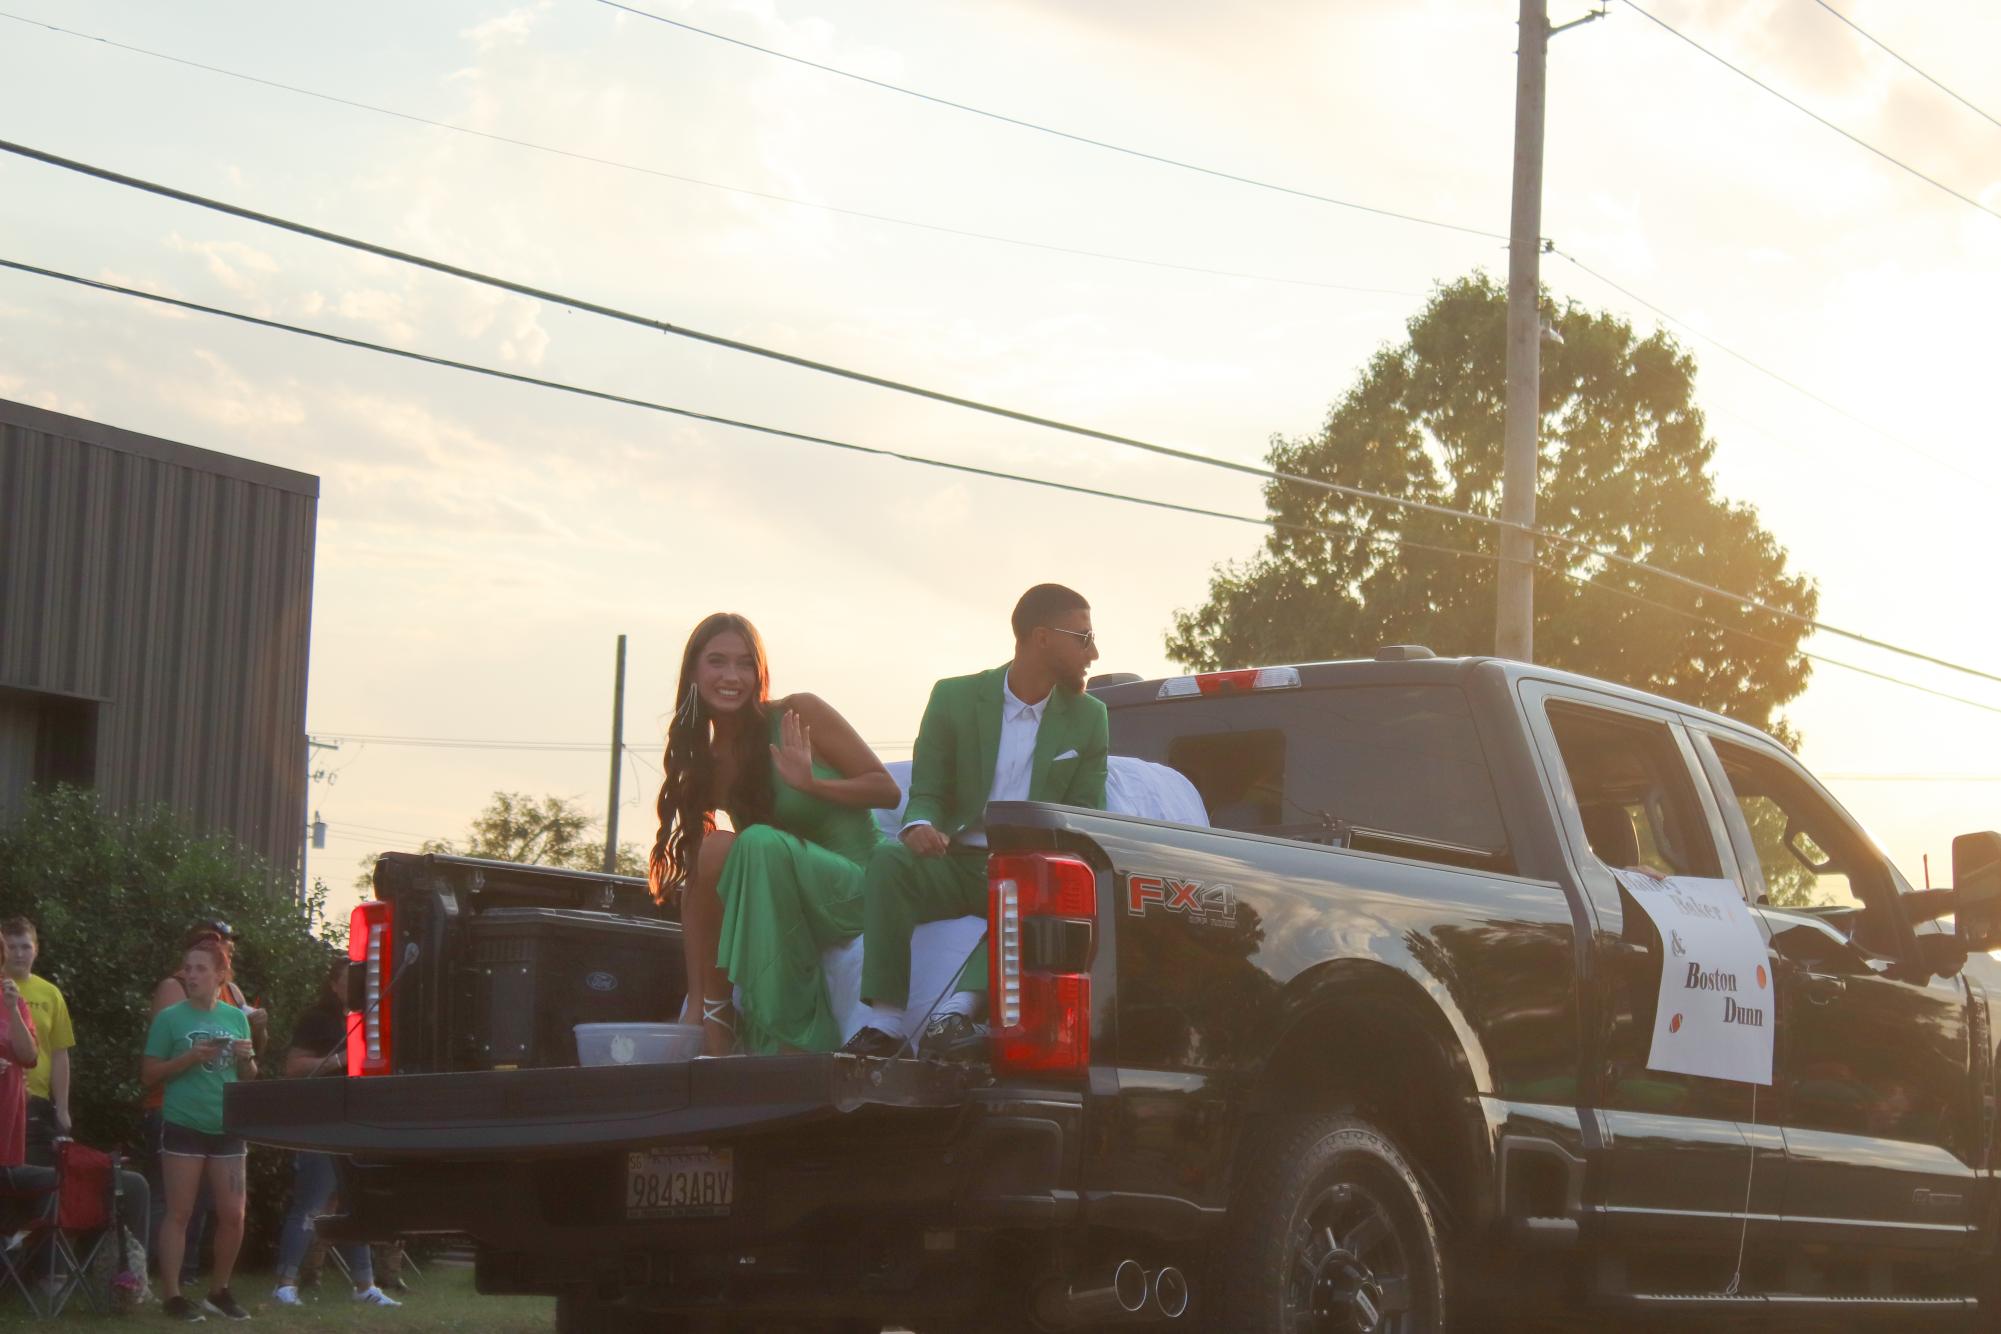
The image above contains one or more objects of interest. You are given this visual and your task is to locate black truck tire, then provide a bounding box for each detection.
[1216,1113,1448,1334]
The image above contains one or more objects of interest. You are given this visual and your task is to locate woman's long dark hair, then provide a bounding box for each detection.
[648,612,774,902]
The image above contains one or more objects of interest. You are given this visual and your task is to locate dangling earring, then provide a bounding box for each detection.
[676,683,703,726]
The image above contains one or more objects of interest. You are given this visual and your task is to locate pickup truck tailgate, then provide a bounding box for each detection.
[226,1055,974,1160]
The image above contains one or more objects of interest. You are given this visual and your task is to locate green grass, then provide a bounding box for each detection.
[41,1262,555,1330]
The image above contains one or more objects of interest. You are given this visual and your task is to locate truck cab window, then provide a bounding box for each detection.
[1168,729,1284,828]
[1118,685,1512,874]
[1707,738,1902,957]
[1546,704,1721,880]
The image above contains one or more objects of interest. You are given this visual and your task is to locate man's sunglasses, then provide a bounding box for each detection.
[1046,626,1097,651]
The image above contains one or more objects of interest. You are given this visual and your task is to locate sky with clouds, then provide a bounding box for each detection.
[1,0,1996,916]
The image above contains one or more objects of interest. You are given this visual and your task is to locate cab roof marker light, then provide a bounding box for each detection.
[1156,666,1302,699]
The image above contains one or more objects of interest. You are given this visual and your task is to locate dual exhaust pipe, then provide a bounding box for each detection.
[1034,1258,1189,1327]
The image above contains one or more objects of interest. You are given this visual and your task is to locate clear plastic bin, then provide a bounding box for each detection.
[574,1022,704,1067]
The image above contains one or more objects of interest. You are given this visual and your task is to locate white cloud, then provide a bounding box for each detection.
[460,3,551,54]
[165,233,281,303]
[334,288,420,343]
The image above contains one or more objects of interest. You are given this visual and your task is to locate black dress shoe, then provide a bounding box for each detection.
[918,1013,988,1062]
[841,1026,905,1058]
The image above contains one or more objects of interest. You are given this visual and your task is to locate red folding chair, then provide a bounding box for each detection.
[0,1165,59,1318]
[15,1141,121,1316]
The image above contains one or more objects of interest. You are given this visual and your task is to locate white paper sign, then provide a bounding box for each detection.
[1614,870,1774,1086]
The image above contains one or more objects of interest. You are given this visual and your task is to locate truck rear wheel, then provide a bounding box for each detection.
[1218,1113,1447,1334]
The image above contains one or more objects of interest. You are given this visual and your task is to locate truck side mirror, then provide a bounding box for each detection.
[1952,831,2001,952]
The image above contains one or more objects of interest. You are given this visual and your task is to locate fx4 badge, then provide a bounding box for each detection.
[1126,873,1239,927]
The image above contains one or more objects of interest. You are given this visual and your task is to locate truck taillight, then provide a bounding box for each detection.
[987,853,1096,1074]
[347,900,395,1077]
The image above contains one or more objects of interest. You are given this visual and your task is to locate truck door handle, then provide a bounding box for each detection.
[1800,972,1846,1004]
[1605,940,1651,960]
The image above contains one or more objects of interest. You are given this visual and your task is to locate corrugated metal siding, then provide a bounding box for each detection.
[0,399,318,885]
[0,695,35,814]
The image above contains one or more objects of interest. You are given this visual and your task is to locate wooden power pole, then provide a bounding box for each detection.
[603,633,627,874]
[1496,3,1603,660]
[1496,0,1549,662]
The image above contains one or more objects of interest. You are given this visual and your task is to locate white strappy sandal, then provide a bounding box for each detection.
[699,997,739,1057]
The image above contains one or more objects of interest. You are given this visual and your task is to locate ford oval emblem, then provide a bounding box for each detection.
[585,971,618,993]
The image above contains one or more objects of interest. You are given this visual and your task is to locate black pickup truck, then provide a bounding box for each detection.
[229,652,2001,1333]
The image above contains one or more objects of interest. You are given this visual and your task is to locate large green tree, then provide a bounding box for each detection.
[1168,274,1817,736]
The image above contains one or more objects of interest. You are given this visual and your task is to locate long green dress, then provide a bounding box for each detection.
[714,710,887,1054]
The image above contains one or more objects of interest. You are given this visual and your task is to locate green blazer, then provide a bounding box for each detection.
[903,664,1110,837]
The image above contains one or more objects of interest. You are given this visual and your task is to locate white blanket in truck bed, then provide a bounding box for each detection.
[798,757,1206,1044]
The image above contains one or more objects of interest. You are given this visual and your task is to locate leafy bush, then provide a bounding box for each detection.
[0,784,342,1261]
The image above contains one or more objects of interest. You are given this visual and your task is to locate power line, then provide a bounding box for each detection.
[1621,0,2001,224]
[593,0,1998,492]
[1548,246,1994,486]
[1808,0,2001,133]
[1546,557,2001,718]
[1,145,1995,689]
[0,11,1414,300]
[0,255,1502,589]
[11,18,1979,508]
[314,731,605,752]
[10,15,1951,491]
[595,0,1507,243]
[13,252,2000,730]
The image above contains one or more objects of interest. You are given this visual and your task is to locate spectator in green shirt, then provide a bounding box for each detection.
[142,938,256,1323]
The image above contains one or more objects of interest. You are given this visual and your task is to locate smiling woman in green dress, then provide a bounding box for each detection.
[648,613,901,1056]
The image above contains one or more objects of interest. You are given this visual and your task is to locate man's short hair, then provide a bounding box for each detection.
[1012,584,1090,642]
[0,917,36,944]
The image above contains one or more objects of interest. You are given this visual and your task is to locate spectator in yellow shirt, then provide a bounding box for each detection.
[0,917,73,1167]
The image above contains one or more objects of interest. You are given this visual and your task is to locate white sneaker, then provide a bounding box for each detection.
[272,1284,303,1306]
[353,1285,402,1307]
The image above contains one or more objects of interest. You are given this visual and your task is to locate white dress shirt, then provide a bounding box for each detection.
[901,672,1047,847]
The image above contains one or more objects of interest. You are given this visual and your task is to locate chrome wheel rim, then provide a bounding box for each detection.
[1283,1181,1417,1334]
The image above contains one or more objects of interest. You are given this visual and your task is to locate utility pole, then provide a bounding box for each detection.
[301,736,339,906]
[1496,0,1549,663]
[1496,2,1603,661]
[603,633,628,874]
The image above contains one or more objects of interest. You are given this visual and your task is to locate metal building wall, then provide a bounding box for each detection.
[0,398,318,884]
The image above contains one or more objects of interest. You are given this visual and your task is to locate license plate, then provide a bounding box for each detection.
[625,1146,734,1219]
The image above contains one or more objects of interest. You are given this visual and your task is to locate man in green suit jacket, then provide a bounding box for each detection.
[845,585,1109,1057]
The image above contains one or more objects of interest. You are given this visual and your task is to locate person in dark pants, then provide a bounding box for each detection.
[271,958,400,1309]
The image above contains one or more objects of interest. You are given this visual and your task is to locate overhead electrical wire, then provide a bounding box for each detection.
[0,254,1495,578]
[1807,0,2001,133]
[1621,0,2001,223]
[586,0,1996,487]
[2,139,1997,689]
[1547,247,1993,486]
[0,11,1414,300]
[1546,560,2001,718]
[8,16,1977,499]
[313,731,606,752]
[9,251,1998,727]
[594,0,1506,243]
